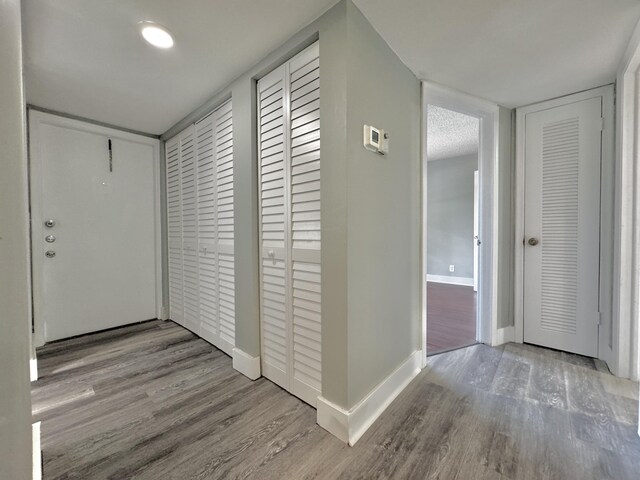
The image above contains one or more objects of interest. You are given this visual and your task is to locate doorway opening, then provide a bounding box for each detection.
[421,81,500,364]
[425,105,479,355]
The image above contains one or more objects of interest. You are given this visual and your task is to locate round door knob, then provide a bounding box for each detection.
[45,250,56,258]
[44,219,56,228]
[528,237,539,246]
[45,235,56,243]
[268,250,275,258]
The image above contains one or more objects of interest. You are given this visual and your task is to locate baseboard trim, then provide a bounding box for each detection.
[30,356,38,382]
[492,326,514,346]
[232,348,261,380]
[317,350,422,446]
[33,421,41,480]
[426,274,474,287]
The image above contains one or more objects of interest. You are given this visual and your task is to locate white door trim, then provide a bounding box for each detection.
[614,21,640,380]
[28,110,163,347]
[514,86,615,360]
[421,81,500,366]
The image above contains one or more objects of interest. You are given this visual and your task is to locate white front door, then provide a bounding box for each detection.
[30,112,159,342]
[523,96,602,357]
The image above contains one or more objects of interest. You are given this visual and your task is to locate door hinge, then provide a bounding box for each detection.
[596,311,602,326]
[600,117,605,131]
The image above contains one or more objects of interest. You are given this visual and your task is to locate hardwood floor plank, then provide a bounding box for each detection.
[426,282,477,355]
[33,322,640,480]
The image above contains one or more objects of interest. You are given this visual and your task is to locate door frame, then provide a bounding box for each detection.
[514,86,615,360]
[28,110,163,347]
[421,81,500,366]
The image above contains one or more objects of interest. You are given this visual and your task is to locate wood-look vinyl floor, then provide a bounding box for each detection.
[33,320,640,479]
[427,282,477,355]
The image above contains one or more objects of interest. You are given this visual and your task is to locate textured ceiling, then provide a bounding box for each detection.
[427,106,478,162]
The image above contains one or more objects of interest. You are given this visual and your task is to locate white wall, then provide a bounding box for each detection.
[0,0,35,478]
[427,154,478,279]
[345,1,422,407]
[614,17,640,381]
[497,106,514,329]
[614,16,640,435]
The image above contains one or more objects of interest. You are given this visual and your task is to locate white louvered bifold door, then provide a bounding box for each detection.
[258,42,320,407]
[214,100,235,354]
[180,126,200,334]
[259,64,289,390]
[289,46,321,406]
[166,135,184,326]
[195,100,235,356]
[523,96,601,357]
[195,112,219,348]
[167,100,235,356]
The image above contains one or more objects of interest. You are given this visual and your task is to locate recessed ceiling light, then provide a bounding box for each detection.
[139,21,174,49]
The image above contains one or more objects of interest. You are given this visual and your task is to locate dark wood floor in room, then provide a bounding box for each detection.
[427,281,477,355]
[33,320,640,479]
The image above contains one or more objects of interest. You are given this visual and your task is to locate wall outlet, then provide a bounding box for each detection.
[449,265,455,273]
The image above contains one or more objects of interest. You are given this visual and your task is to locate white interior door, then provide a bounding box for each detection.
[30,112,159,343]
[167,100,235,356]
[473,170,479,292]
[258,63,289,390]
[166,136,184,326]
[194,100,235,356]
[258,42,321,407]
[523,96,602,357]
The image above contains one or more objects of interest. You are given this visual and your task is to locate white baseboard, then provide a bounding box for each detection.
[33,421,41,480]
[232,348,261,380]
[30,357,38,382]
[317,350,422,446]
[426,274,474,287]
[492,326,514,346]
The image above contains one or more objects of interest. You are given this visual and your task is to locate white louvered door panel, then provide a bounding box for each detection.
[523,96,601,357]
[259,64,289,389]
[258,42,320,406]
[166,135,184,326]
[214,101,235,355]
[180,126,200,334]
[289,45,321,407]
[195,113,219,347]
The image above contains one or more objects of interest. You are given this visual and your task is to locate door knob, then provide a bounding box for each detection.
[45,250,56,258]
[474,235,481,246]
[45,235,56,243]
[44,219,56,228]
[528,237,539,246]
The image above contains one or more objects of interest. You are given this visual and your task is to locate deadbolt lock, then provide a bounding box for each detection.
[528,237,539,246]
[45,235,56,243]
[44,219,56,228]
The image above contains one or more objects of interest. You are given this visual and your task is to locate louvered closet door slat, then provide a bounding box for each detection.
[166,136,184,325]
[289,43,321,407]
[180,126,199,334]
[258,66,289,390]
[195,113,219,346]
[215,99,234,355]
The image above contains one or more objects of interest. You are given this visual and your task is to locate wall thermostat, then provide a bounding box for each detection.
[363,125,388,155]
